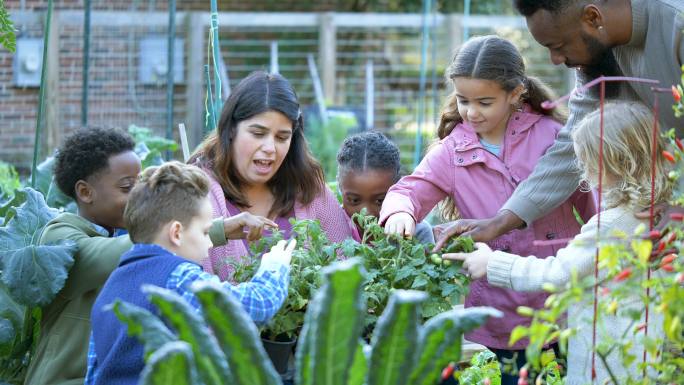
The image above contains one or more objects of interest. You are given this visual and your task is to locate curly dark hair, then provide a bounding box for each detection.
[336,131,401,182]
[513,0,577,16]
[54,127,135,199]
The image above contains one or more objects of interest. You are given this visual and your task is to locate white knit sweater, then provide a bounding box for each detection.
[487,206,663,384]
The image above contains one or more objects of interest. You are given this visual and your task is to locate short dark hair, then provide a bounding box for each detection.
[336,131,401,182]
[191,71,325,217]
[513,0,576,16]
[124,161,210,244]
[54,126,135,199]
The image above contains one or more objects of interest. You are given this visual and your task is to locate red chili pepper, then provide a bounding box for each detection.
[673,85,682,102]
[661,254,677,265]
[665,232,677,245]
[670,213,684,222]
[676,138,684,152]
[663,150,676,163]
[649,230,662,240]
[615,268,632,282]
[661,263,675,272]
[440,362,455,381]
[656,241,667,254]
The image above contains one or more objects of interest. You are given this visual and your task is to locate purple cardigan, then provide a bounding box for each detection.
[379,107,596,349]
[202,172,354,281]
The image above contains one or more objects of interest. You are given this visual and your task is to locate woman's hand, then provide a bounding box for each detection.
[442,242,493,280]
[384,212,416,238]
[223,212,278,241]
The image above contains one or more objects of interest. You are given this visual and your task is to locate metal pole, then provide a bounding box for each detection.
[32,0,53,188]
[463,0,472,41]
[165,0,176,160]
[210,0,222,115]
[80,0,91,126]
[365,59,374,131]
[270,40,279,74]
[430,0,438,128]
[307,53,328,123]
[413,0,431,168]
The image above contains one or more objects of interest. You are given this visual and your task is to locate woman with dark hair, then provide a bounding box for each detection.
[190,71,353,281]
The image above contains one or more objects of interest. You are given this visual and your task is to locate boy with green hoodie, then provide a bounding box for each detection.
[24,127,277,385]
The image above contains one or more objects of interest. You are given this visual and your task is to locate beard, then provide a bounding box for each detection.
[577,31,623,98]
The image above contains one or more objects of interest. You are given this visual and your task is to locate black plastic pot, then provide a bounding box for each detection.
[262,335,297,375]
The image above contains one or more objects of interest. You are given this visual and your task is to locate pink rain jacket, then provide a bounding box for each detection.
[379,107,596,349]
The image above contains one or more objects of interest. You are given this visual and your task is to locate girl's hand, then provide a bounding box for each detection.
[442,242,492,280]
[384,212,416,238]
[223,212,278,241]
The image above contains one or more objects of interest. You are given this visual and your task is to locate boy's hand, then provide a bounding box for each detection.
[442,242,492,280]
[384,212,416,238]
[223,212,278,241]
[261,239,297,268]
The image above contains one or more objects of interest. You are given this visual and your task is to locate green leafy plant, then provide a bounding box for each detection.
[0,162,20,201]
[305,115,356,182]
[0,0,16,53]
[455,350,502,385]
[115,258,502,385]
[234,213,472,342]
[0,188,77,384]
[128,125,178,168]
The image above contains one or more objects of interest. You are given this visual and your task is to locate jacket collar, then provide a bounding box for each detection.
[627,0,647,47]
[448,104,542,152]
[120,243,194,267]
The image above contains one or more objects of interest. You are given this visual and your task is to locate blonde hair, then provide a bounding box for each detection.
[124,161,210,243]
[572,102,673,209]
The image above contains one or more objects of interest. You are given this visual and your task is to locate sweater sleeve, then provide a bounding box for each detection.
[501,72,596,225]
[168,262,290,325]
[40,220,133,300]
[378,143,452,226]
[300,184,354,244]
[487,214,600,291]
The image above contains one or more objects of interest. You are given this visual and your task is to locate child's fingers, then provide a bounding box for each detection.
[273,239,288,250]
[285,239,297,253]
[404,220,415,238]
[442,253,467,261]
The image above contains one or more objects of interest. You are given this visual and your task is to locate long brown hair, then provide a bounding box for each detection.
[436,35,566,220]
[190,71,324,217]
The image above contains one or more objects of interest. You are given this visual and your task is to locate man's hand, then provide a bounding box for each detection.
[261,239,297,267]
[384,212,416,238]
[223,212,278,241]
[433,210,524,251]
[442,242,493,280]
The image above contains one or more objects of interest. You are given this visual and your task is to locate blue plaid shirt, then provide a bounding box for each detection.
[84,259,289,384]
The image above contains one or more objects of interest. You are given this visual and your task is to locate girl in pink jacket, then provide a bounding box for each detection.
[190,71,353,281]
[380,35,595,382]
